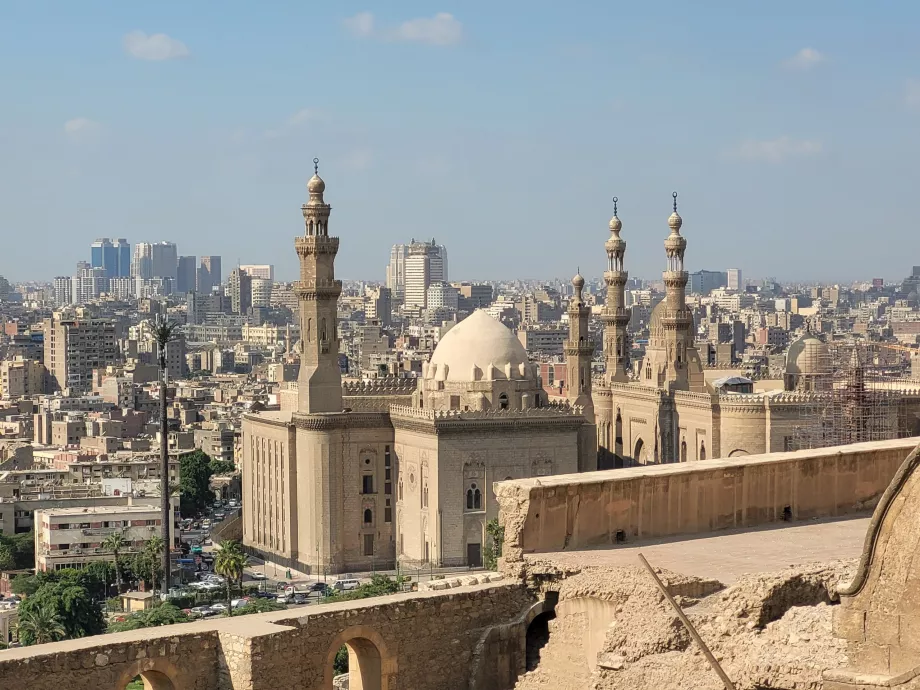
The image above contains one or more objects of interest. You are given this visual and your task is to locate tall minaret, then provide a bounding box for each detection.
[565,270,595,420]
[602,197,630,383]
[659,192,704,392]
[295,158,343,413]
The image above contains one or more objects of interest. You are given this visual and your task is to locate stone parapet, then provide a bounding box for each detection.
[496,438,919,577]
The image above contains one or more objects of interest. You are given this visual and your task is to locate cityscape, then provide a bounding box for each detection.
[3,3,920,690]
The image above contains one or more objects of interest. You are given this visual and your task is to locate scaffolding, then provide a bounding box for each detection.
[788,340,915,451]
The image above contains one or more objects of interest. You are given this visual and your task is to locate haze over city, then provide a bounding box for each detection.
[2,1,920,283]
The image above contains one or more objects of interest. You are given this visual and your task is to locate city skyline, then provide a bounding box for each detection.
[2,2,920,283]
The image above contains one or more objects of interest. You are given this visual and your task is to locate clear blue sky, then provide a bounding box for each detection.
[1,1,918,284]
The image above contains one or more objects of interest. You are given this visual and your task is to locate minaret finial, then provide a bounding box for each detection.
[313,157,319,175]
[672,191,678,213]
[612,196,618,216]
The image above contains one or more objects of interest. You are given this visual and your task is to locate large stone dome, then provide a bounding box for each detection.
[786,333,829,375]
[426,310,530,382]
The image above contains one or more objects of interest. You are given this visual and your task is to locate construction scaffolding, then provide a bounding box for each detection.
[788,340,916,451]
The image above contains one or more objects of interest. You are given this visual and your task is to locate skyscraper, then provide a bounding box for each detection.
[116,239,131,277]
[131,243,153,279]
[177,256,197,293]
[727,268,743,291]
[239,264,274,281]
[404,241,436,309]
[385,244,409,300]
[151,242,178,279]
[198,256,222,293]
[91,238,131,278]
[228,268,252,314]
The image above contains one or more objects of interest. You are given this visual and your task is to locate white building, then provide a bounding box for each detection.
[727,268,743,291]
[426,281,459,311]
[34,504,176,572]
[52,277,72,306]
[251,277,273,308]
[239,264,275,281]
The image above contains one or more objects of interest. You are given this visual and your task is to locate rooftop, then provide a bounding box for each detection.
[38,504,159,517]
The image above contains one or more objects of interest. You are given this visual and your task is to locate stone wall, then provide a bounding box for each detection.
[0,581,536,690]
[496,438,918,573]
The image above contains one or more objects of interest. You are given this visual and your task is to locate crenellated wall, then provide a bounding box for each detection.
[496,437,919,574]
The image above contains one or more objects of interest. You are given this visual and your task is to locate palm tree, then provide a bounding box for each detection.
[102,530,126,594]
[17,604,66,646]
[139,535,165,592]
[150,314,179,598]
[214,541,246,616]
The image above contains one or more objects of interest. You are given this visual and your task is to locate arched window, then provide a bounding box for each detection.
[466,488,474,510]
[306,318,312,342]
[423,484,428,508]
[363,509,372,525]
[680,439,687,463]
[321,318,327,341]
[474,488,482,510]
[646,363,652,380]
[499,393,509,410]
[634,438,644,463]
[699,441,706,461]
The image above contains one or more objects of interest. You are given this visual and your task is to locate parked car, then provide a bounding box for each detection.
[249,572,267,581]
[198,582,222,592]
[210,603,228,613]
[333,579,360,592]
[276,594,292,605]
[190,606,214,617]
[203,538,213,546]
[309,582,332,596]
[191,545,203,555]
[252,591,277,600]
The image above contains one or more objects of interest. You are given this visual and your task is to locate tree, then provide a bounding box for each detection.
[209,458,236,476]
[0,530,35,569]
[17,579,105,643]
[133,536,165,592]
[102,530,126,593]
[108,603,189,633]
[151,313,179,598]
[483,518,505,571]
[233,598,285,615]
[16,604,66,646]
[213,540,246,616]
[180,450,215,516]
[0,544,14,571]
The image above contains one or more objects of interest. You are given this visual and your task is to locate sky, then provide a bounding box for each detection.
[1,1,919,285]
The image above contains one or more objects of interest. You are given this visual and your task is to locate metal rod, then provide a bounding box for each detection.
[638,553,736,690]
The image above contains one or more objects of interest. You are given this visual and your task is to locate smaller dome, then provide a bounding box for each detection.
[609,215,622,233]
[308,174,325,194]
[786,333,829,376]
[572,272,585,289]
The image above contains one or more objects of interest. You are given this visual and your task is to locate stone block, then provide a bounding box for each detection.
[834,607,866,642]
[866,611,899,646]
[849,641,890,675]
[900,614,920,652]
[889,646,920,676]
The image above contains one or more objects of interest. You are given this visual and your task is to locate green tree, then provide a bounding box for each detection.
[134,536,165,591]
[0,530,35,569]
[213,540,246,616]
[333,645,349,676]
[209,458,236,475]
[0,543,14,571]
[108,603,189,633]
[16,604,66,646]
[483,518,505,571]
[233,598,285,615]
[102,530,127,592]
[17,579,105,643]
[180,449,215,516]
[82,561,116,600]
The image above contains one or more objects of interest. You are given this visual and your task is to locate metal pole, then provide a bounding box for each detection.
[159,344,171,597]
[638,553,735,690]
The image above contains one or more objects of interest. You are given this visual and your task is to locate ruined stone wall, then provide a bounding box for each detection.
[497,438,917,570]
[0,581,535,690]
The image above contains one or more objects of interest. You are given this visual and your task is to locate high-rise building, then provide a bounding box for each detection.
[90,238,130,278]
[430,242,448,283]
[198,256,222,293]
[426,281,459,311]
[116,238,130,277]
[228,268,252,315]
[71,264,108,304]
[385,244,409,300]
[689,270,728,295]
[727,268,743,291]
[405,240,440,309]
[43,314,118,394]
[365,286,392,326]
[177,256,197,293]
[52,277,72,306]
[239,264,275,281]
[454,283,494,311]
[151,242,178,280]
[251,277,272,308]
[131,243,153,279]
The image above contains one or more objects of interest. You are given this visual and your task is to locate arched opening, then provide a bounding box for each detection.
[633,438,644,464]
[325,628,395,690]
[614,411,624,467]
[499,393,509,410]
[363,508,372,525]
[680,439,687,463]
[729,449,750,458]
[699,441,706,460]
[525,610,556,671]
[123,672,176,690]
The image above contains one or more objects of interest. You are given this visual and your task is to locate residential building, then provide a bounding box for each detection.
[239,264,274,281]
[43,315,119,394]
[365,286,392,326]
[0,357,45,399]
[426,281,459,311]
[727,268,743,291]
[689,269,728,295]
[228,268,252,315]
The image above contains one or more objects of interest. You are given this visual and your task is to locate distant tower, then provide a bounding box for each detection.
[295,159,343,413]
[602,197,630,383]
[565,270,595,420]
[640,193,704,393]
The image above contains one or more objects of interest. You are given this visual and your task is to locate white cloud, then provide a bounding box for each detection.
[735,136,822,163]
[122,31,190,61]
[783,47,825,70]
[905,79,920,112]
[344,12,463,46]
[263,108,324,139]
[343,12,375,38]
[64,118,100,139]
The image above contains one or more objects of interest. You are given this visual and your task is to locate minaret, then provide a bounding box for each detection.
[659,192,704,392]
[565,270,595,420]
[294,158,343,413]
[602,197,630,383]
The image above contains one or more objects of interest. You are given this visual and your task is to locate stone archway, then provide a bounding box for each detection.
[728,449,749,458]
[117,659,181,690]
[324,625,397,690]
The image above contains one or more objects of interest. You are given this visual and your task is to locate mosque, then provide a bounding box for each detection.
[241,165,920,574]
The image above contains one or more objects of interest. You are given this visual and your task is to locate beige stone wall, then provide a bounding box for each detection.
[0,582,535,690]
[496,438,918,568]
